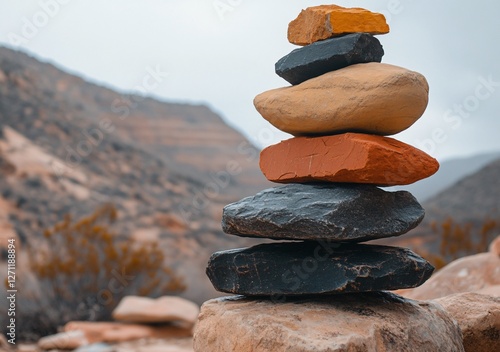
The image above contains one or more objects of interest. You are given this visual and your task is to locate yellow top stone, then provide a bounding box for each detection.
[288,4,390,46]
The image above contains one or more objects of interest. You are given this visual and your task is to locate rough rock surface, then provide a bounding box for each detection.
[276,33,384,85]
[288,5,390,46]
[64,322,192,344]
[207,242,434,296]
[222,183,424,241]
[403,240,500,300]
[254,63,429,136]
[260,134,439,186]
[112,296,199,326]
[194,292,464,352]
[434,293,500,352]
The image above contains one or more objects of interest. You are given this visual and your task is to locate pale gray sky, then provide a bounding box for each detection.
[1,0,499,161]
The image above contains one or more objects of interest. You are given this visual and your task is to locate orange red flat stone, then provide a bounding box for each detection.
[259,133,439,186]
[288,5,390,46]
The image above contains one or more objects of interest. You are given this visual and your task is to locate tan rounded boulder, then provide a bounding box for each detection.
[38,331,89,350]
[64,321,192,344]
[260,133,439,186]
[288,5,390,46]
[112,296,199,327]
[194,292,464,352]
[402,237,500,300]
[490,235,500,256]
[434,293,500,352]
[254,63,429,136]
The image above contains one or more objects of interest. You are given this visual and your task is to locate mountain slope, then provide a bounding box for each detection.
[378,157,500,258]
[390,151,500,202]
[424,158,500,222]
[0,46,270,303]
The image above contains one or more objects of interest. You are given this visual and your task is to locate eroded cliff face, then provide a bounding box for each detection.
[0,46,269,303]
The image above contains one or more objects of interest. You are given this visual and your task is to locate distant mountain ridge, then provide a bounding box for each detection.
[0,46,270,303]
[424,157,500,224]
[379,157,500,257]
[390,151,500,202]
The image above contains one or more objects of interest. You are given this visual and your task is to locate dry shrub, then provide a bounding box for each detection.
[12,204,185,340]
[428,217,499,269]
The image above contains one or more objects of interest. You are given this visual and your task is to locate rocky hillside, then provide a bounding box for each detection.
[0,46,270,304]
[424,158,500,224]
[379,157,500,260]
[390,151,500,202]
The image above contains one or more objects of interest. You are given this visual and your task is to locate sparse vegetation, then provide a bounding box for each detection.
[426,217,500,269]
[11,204,185,340]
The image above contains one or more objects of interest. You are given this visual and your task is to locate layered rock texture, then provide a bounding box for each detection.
[196,3,451,352]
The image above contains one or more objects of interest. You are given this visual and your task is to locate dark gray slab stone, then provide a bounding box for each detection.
[275,33,384,85]
[206,242,434,296]
[222,183,424,242]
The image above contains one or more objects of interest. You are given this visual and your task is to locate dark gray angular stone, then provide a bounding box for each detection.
[206,242,434,296]
[222,183,424,242]
[275,33,384,85]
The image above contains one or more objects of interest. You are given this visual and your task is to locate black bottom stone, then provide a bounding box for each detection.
[207,242,434,296]
[275,33,384,85]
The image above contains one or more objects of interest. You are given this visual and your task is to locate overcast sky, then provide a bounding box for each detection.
[1,0,499,161]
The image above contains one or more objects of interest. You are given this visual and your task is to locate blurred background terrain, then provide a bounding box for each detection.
[0,0,499,344]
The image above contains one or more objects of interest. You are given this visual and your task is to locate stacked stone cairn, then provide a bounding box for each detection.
[206,3,438,298]
[197,4,444,350]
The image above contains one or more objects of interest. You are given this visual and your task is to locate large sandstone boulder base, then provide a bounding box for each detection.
[434,293,500,352]
[260,134,439,186]
[275,33,384,85]
[222,183,424,241]
[112,296,199,326]
[288,5,389,46]
[207,242,433,296]
[194,292,464,352]
[403,237,500,300]
[254,63,429,136]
